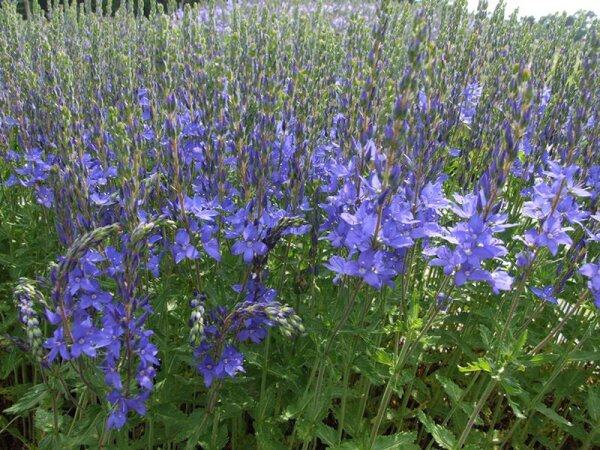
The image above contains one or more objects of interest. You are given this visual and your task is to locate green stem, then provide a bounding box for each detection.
[500,317,598,448]
[337,289,374,443]
[368,303,439,449]
[397,362,418,426]
[258,329,272,422]
[455,378,497,449]
[530,291,588,355]
[486,392,505,445]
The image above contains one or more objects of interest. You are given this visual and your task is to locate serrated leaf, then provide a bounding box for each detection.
[499,376,523,396]
[568,351,600,362]
[254,421,285,450]
[417,411,457,450]
[479,325,493,349]
[520,353,559,367]
[435,374,463,403]
[371,432,419,450]
[458,358,492,373]
[316,423,337,447]
[4,383,48,415]
[329,432,418,450]
[38,434,64,450]
[535,404,572,427]
[587,387,600,422]
[374,349,393,367]
[507,396,527,420]
[34,408,62,433]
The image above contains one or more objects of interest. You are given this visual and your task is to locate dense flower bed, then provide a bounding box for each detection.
[0,0,599,448]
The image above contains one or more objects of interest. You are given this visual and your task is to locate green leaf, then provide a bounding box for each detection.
[458,358,492,373]
[513,329,528,354]
[371,432,419,450]
[499,376,524,396]
[34,408,62,433]
[535,404,572,427]
[316,423,337,447]
[568,351,600,362]
[39,434,65,450]
[61,405,103,449]
[519,353,559,367]
[587,387,600,422]
[478,325,493,349]
[507,396,527,420]
[435,374,463,403]
[374,349,393,367]
[329,432,418,450]
[3,383,48,415]
[416,411,457,450]
[254,421,285,450]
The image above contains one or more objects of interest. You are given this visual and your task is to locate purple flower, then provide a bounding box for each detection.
[172,229,200,264]
[107,409,127,430]
[489,270,513,293]
[198,355,219,387]
[70,317,97,358]
[90,192,116,206]
[80,290,112,310]
[525,214,572,256]
[68,268,97,295]
[105,246,124,275]
[345,250,396,289]
[430,246,465,276]
[136,331,159,368]
[231,225,268,264]
[44,327,70,363]
[218,345,245,377]
[531,286,557,304]
[237,318,268,343]
[36,186,54,208]
[580,263,600,290]
[580,263,600,307]
[106,391,148,430]
[453,266,490,287]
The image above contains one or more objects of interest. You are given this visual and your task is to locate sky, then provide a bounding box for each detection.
[466,0,600,18]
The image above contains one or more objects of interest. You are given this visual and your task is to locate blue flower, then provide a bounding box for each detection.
[580,263,600,307]
[531,286,557,304]
[172,229,200,264]
[70,316,111,358]
[231,225,268,264]
[198,355,219,387]
[346,250,396,289]
[237,318,268,344]
[44,327,70,363]
[525,214,572,256]
[219,345,245,377]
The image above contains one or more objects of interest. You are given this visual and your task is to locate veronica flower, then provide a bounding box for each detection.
[218,345,245,377]
[531,286,558,304]
[198,355,219,387]
[172,229,200,264]
[237,318,268,344]
[70,316,111,358]
[231,224,268,264]
[345,250,396,289]
[459,81,482,125]
[580,262,600,290]
[525,214,572,256]
[44,327,70,363]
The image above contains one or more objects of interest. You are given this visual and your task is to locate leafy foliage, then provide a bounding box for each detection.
[0,0,599,449]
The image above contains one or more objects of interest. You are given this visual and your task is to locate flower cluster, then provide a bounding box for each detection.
[2,0,599,437]
[426,193,513,293]
[191,280,303,388]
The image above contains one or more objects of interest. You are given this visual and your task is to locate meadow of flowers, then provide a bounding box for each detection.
[0,0,599,448]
